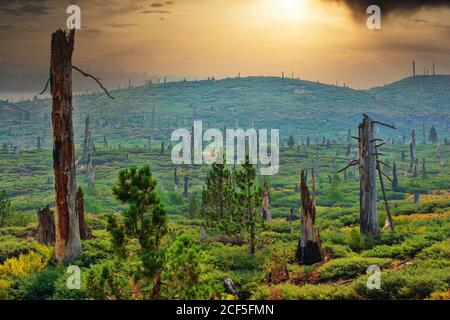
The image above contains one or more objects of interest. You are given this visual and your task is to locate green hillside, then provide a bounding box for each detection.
[1,75,449,152]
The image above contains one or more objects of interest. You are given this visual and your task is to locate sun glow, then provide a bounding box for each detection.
[276,0,311,23]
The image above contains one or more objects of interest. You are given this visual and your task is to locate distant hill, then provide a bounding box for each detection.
[0,75,449,150]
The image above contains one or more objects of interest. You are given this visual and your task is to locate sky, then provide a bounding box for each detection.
[0,0,450,89]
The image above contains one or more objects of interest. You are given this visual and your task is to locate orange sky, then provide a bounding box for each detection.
[0,0,449,88]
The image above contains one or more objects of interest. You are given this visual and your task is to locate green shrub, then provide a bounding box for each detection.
[322,243,352,258]
[0,237,38,263]
[362,236,435,259]
[318,257,391,281]
[353,270,448,300]
[252,283,358,300]
[19,267,63,300]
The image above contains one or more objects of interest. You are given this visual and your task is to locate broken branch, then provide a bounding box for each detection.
[72,66,115,99]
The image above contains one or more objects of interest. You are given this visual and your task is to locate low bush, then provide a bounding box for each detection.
[252,283,358,300]
[318,257,391,281]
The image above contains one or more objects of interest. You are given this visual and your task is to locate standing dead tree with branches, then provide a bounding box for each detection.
[339,115,395,237]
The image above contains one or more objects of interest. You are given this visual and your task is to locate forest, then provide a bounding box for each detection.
[0,29,449,301]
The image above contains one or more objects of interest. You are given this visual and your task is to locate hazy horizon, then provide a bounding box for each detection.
[1,0,450,90]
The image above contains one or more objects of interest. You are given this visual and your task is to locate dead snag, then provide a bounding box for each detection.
[183,175,189,198]
[261,179,271,221]
[296,170,322,265]
[50,29,81,262]
[37,206,56,245]
[410,129,417,170]
[359,115,379,236]
[76,187,92,240]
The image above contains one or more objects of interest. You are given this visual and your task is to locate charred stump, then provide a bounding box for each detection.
[76,187,92,240]
[296,170,323,265]
[37,206,56,245]
[50,29,81,262]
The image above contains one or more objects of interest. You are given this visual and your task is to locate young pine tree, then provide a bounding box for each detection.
[0,190,12,228]
[235,159,263,254]
[108,165,168,299]
[202,161,238,237]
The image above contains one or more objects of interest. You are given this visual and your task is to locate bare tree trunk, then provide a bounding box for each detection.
[359,116,379,237]
[76,187,91,240]
[392,162,398,190]
[296,170,322,265]
[37,206,55,245]
[50,29,81,262]
[410,129,416,170]
[83,116,91,156]
[183,175,189,198]
[174,167,179,190]
[261,179,271,221]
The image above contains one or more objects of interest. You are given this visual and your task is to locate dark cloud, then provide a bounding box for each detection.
[323,0,450,17]
[140,10,171,14]
[0,0,51,16]
[151,2,165,8]
[109,23,139,28]
[413,18,450,30]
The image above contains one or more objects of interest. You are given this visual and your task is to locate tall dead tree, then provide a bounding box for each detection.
[422,121,426,145]
[339,115,395,236]
[296,170,322,265]
[50,29,81,262]
[86,153,95,185]
[83,116,91,156]
[261,179,271,221]
[392,162,398,191]
[410,129,417,170]
[183,175,189,198]
[358,116,379,235]
[174,167,179,190]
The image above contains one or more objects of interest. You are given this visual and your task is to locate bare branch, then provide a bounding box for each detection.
[72,66,114,99]
[375,143,386,148]
[338,159,359,173]
[377,160,391,168]
[373,121,396,130]
[39,77,51,95]
[381,172,392,182]
[351,136,360,141]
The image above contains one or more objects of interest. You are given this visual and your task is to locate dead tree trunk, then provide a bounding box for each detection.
[83,116,91,156]
[392,162,398,190]
[261,179,271,221]
[359,116,379,236]
[86,153,95,185]
[296,170,322,265]
[50,29,81,262]
[76,187,92,240]
[410,129,417,170]
[174,167,179,190]
[37,206,56,245]
[183,175,189,198]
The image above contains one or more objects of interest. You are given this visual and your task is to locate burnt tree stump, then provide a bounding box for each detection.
[76,187,92,240]
[296,170,323,265]
[37,206,56,245]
